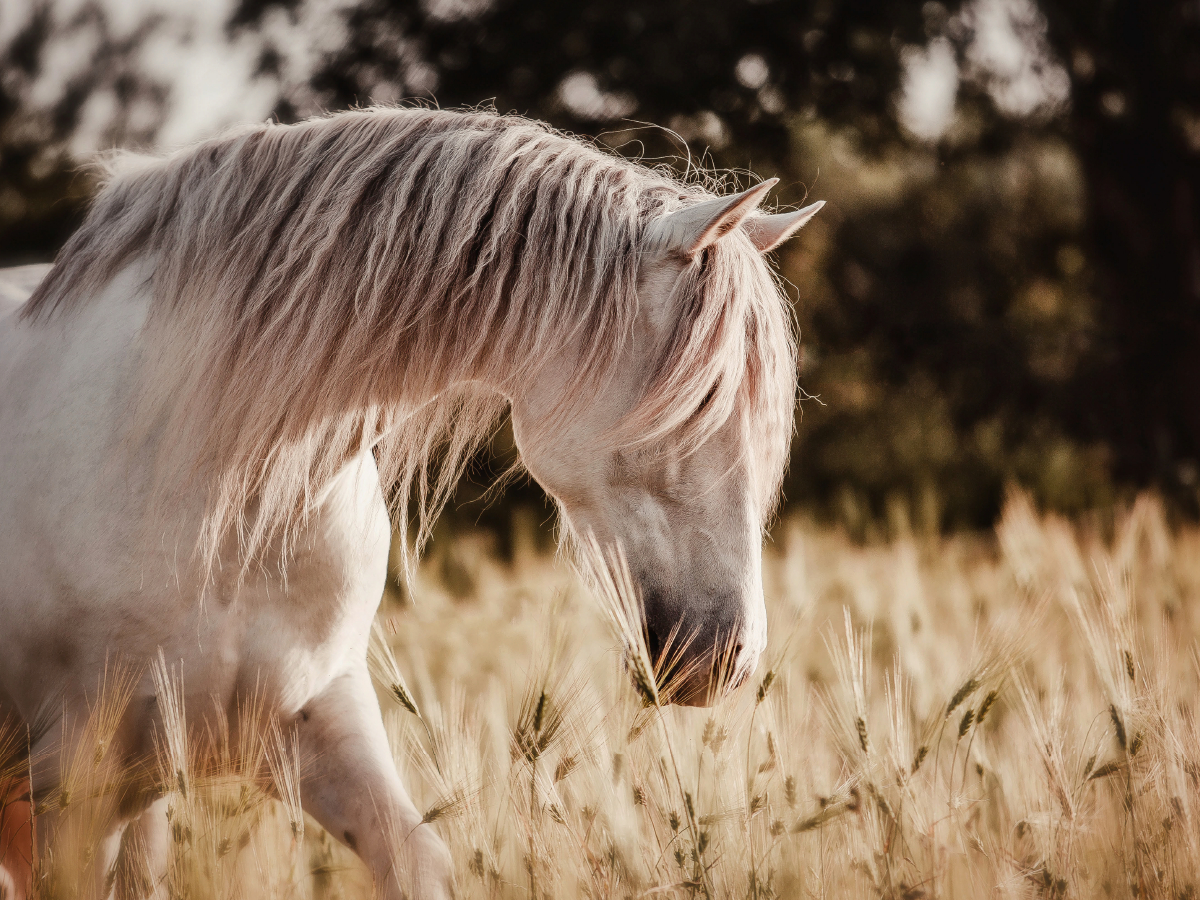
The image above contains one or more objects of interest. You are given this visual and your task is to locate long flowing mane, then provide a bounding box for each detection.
[24,107,797,574]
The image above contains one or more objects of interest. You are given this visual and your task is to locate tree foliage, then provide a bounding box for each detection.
[3,0,1198,531]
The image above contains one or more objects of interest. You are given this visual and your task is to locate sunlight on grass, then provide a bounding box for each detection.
[10,490,1200,898]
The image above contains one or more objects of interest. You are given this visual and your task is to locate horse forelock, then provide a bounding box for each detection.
[23,107,797,575]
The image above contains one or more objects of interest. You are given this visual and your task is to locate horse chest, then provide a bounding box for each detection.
[0,274,392,723]
[214,474,393,713]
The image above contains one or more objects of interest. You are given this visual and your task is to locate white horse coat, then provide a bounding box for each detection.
[0,107,820,899]
[0,261,423,896]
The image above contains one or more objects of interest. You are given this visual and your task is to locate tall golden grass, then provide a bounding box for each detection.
[8,490,1200,898]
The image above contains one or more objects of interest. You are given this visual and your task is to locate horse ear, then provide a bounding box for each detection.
[744,201,825,253]
[647,178,778,258]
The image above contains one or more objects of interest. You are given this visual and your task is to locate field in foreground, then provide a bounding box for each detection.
[13,492,1200,899]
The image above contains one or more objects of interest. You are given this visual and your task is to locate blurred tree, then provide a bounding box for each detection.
[786,121,1108,532]
[232,0,924,156]
[1041,0,1200,511]
[5,0,1196,533]
[0,2,167,265]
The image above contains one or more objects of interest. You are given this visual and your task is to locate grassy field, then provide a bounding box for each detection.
[11,490,1200,899]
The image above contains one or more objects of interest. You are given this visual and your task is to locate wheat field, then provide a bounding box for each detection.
[7,490,1200,899]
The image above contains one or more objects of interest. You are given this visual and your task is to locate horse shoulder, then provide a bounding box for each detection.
[201,452,392,716]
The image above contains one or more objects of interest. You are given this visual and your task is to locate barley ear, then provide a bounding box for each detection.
[367,620,421,718]
[1109,704,1127,752]
[910,745,929,775]
[958,708,975,739]
[976,690,998,724]
[855,716,869,754]
[946,677,978,717]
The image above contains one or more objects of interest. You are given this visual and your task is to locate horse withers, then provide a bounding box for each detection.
[0,108,821,899]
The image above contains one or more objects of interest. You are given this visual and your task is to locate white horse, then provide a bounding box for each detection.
[0,107,821,898]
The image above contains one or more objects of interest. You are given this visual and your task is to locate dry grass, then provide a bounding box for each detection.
[10,490,1200,898]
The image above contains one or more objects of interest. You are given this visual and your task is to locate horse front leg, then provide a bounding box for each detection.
[111,798,169,900]
[295,669,453,900]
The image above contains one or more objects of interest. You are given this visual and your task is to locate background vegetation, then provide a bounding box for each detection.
[6,3,1200,897]
[22,493,1200,898]
[4,0,1199,533]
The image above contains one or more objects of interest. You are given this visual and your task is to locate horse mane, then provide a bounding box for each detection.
[24,107,797,577]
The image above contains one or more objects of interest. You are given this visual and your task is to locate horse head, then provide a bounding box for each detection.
[510,180,823,705]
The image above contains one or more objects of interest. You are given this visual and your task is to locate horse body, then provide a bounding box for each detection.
[0,262,388,721]
[0,107,821,898]
[0,262,429,898]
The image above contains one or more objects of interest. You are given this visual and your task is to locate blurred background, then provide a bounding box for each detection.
[3,0,1198,542]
